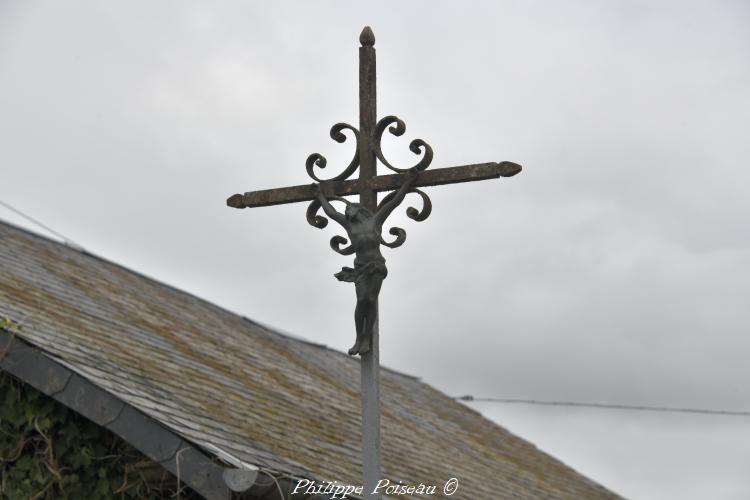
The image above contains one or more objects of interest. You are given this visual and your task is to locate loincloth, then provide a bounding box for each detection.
[334,260,388,284]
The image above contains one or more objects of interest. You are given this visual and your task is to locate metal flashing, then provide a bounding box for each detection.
[0,329,238,500]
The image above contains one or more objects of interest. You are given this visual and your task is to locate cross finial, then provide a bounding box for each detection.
[360,26,375,47]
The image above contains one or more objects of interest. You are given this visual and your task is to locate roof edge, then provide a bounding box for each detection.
[0,326,356,500]
[0,327,233,500]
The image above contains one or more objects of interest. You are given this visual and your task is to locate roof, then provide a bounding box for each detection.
[0,219,620,499]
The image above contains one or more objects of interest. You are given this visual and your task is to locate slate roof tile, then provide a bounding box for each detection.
[0,220,620,499]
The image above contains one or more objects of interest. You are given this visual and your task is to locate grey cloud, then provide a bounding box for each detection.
[2,1,749,498]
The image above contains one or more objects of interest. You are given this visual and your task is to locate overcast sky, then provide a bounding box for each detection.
[2,1,749,498]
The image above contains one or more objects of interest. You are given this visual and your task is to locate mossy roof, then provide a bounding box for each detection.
[0,220,620,499]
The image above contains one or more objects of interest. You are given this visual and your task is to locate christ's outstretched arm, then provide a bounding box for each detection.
[311,183,349,229]
[374,167,418,225]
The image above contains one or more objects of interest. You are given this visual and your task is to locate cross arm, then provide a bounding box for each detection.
[227,161,522,209]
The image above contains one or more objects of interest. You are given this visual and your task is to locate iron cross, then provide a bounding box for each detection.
[227,26,521,499]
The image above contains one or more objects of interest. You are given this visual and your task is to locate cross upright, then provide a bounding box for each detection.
[227,26,521,499]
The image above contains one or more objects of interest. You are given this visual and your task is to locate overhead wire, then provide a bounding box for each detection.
[3,200,748,420]
[456,395,750,417]
[0,199,84,250]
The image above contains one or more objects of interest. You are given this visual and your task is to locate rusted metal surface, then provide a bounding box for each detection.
[305,123,361,183]
[356,26,382,499]
[358,26,377,212]
[227,161,521,209]
[225,25,526,500]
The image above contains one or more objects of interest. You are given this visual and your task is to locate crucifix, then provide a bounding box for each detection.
[227,26,521,499]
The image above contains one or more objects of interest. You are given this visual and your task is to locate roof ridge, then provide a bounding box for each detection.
[0,218,420,381]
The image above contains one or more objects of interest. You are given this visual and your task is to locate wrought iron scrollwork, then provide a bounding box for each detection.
[373,115,433,173]
[402,188,432,221]
[380,227,406,248]
[376,187,432,248]
[306,196,355,255]
[306,123,360,182]
[306,115,433,254]
[330,235,356,255]
[305,199,328,229]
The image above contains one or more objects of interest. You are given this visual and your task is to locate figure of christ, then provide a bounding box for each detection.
[311,167,418,355]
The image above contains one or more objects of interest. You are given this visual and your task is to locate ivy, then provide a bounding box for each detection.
[0,318,19,332]
[0,319,200,499]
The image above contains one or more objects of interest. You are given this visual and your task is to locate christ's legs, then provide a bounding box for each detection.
[354,276,383,355]
[353,298,374,355]
[350,298,367,355]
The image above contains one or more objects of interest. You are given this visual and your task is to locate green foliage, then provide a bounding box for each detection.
[0,318,19,332]
[0,371,198,499]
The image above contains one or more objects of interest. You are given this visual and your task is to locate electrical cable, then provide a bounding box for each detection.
[456,395,750,417]
[0,199,84,250]
[4,200,747,420]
